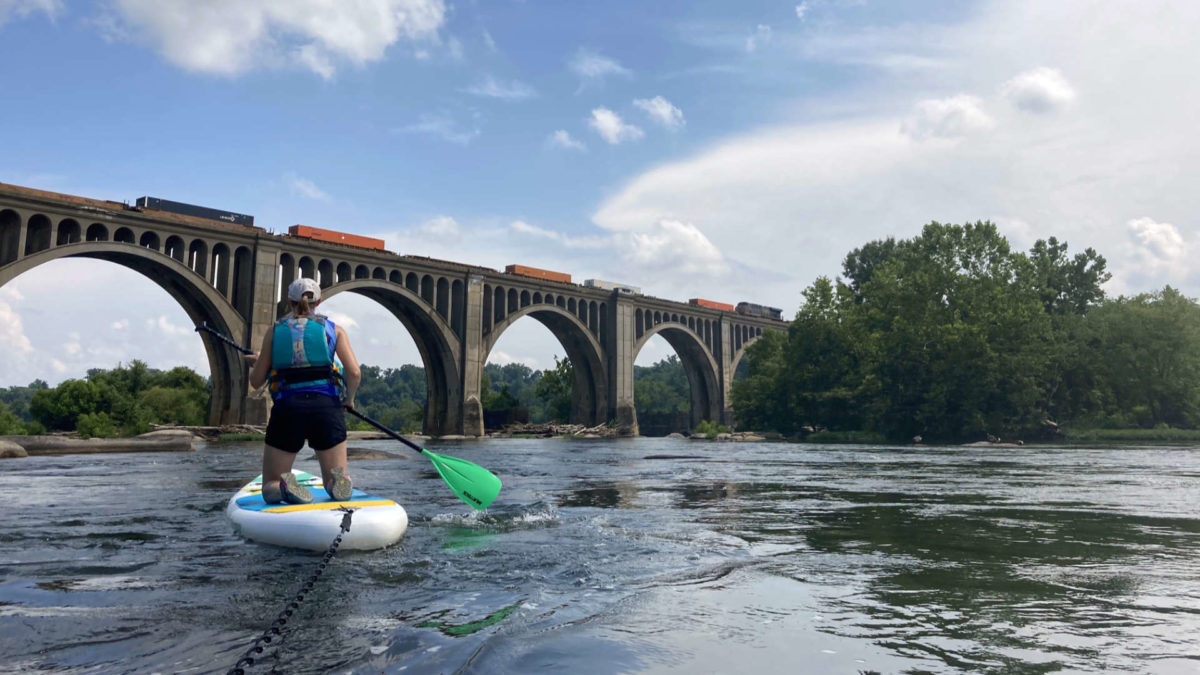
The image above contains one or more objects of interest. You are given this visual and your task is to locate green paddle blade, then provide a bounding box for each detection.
[422,449,502,510]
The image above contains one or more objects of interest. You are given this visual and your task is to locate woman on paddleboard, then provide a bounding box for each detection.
[246,278,362,504]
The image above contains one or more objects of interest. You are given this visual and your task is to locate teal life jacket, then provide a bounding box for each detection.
[268,315,342,401]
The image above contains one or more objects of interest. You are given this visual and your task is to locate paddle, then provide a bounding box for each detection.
[345,408,501,510]
[195,321,255,356]
[195,321,502,510]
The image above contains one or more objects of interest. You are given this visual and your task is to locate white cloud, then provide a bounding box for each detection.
[1125,217,1191,282]
[568,48,632,88]
[462,76,537,100]
[510,220,608,249]
[63,340,81,356]
[510,220,558,240]
[0,299,33,356]
[0,0,61,25]
[1002,67,1077,114]
[112,319,129,330]
[323,311,359,329]
[746,24,772,52]
[419,215,461,237]
[901,94,994,140]
[547,130,586,151]
[397,113,480,145]
[286,173,331,201]
[795,2,809,20]
[150,315,192,336]
[589,108,644,145]
[481,28,496,52]
[485,349,540,369]
[616,219,728,277]
[633,96,685,130]
[107,0,445,77]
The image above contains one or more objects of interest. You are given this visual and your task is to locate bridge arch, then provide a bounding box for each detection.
[0,237,249,425]
[485,303,608,425]
[322,279,463,436]
[633,321,723,428]
[729,326,766,375]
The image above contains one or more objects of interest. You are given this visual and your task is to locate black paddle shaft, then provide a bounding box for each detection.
[196,321,254,355]
[345,408,424,455]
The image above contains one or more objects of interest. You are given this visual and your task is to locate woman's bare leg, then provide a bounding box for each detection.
[315,440,348,489]
[262,444,299,485]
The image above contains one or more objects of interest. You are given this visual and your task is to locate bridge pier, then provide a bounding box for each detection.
[459,274,486,437]
[607,298,639,436]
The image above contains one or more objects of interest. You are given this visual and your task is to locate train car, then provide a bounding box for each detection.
[135,196,254,227]
[288,225,386,251]
[583,278,641,295]
[688,298,736,312]
[736,302,784,320]
[505,264,572,284]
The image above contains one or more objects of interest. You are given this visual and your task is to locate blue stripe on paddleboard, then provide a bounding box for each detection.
[235,489,381,511]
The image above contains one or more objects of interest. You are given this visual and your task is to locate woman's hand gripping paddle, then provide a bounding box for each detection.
[345,408,501,510]
[195,321,502,509]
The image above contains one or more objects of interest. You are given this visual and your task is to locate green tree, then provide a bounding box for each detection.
[534,356,574,422]
[1084,287,1200,428]
[0,379,48,422]
[353,363,428,432]
[28,363,212,435]
[0,401,26,435]
[77,411,118,439]
[1028,237,1110,315]
[30,379,105,431]
[733,221,1119,441]
[634,355,690,415]
[139,386,207,426]
[731,329,789,432]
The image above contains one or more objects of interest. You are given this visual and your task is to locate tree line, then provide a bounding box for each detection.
[732,221,1200,442]
[0,361,209,437]
[0,354,692,436]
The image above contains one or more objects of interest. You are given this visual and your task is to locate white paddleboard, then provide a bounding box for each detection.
[226,471,408,551]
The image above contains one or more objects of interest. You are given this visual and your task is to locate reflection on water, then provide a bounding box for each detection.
[0,440,1198,673]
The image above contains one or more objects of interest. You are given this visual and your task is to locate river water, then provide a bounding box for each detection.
[2,438,1199,674]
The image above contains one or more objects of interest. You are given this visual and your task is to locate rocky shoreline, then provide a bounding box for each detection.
[488,423,769,442]
[0,430,195,457]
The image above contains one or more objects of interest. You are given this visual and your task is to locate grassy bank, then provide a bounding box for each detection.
[216,433,266,442]
[1058,428,1200,443]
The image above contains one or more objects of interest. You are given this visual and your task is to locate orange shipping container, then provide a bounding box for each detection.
[288,224,386,251]
[505,264,572,284]
[688,298,735,312]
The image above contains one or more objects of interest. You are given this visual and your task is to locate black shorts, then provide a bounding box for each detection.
[265,392,347,453]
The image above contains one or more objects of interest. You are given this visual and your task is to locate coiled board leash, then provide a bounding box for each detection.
[228,508,354,675]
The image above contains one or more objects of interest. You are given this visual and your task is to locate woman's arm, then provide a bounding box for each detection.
[334,325,361,408]
[248,329,274,389]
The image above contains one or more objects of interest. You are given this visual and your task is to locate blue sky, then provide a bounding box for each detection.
[2,0,1199,385]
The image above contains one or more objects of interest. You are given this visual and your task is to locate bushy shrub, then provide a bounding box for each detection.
[0,401,25,435]
[694,419,729,439]
[77,412,118,439]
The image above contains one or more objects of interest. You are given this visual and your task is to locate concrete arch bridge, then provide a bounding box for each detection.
[0,183,786,435]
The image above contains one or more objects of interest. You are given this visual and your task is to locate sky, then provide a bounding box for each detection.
[2,0,1199,386]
